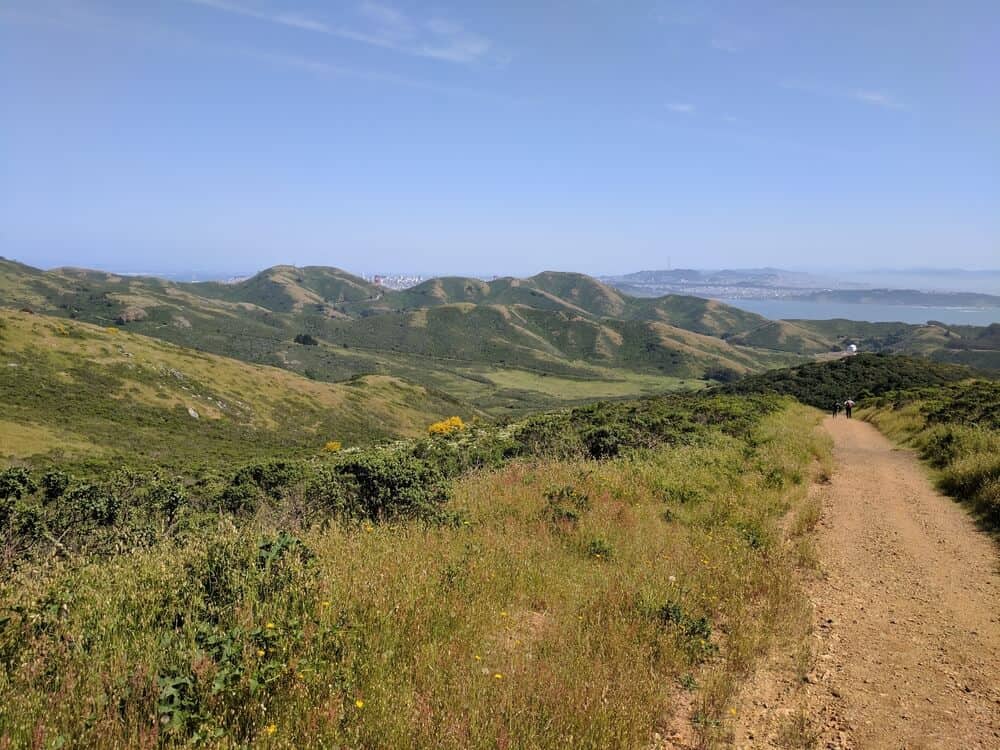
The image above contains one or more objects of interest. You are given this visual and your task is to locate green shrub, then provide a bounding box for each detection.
[218,461,306,514]
[39,470,70,503]
[656,600,717,662]
[0,467,35,502]
[721,353,971,409]
[334,452,449,521]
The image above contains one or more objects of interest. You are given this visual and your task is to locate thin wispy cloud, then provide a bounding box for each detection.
[782,80,906,110]
[667,102,696,114]
[185,0,495,64]
[249,49,514,102]
[852,90,902,109]
[1,1,509,102]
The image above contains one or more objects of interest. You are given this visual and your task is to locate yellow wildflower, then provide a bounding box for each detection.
[265,622,276,630]
[257,649,265,657]
[493,673,503,679]
[428,416,465,435]
[264,724,277,736]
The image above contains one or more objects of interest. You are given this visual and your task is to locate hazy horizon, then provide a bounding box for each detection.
[6,253,1000,280]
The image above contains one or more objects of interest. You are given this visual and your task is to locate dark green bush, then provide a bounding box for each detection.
[656,600,717,662]
[39,470,70,503]
[218,461,306,514]
[334,452,449,521]
[0,467,35,502]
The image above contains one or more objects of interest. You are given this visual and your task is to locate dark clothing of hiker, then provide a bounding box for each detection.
[844,399,855,418]
[832,402,841,418]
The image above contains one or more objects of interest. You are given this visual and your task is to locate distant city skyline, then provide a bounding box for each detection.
[3,1,998,273]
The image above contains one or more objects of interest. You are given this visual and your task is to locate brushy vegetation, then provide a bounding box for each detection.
[0,392,829,748]
[863,380,1000,530]
[719,353,974,409]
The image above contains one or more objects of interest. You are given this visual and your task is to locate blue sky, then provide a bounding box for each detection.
[2,0,998,276]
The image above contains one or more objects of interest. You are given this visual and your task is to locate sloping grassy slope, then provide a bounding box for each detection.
[728,320,834,354]
[793,318,1000,370]
[192,265,382,313]
[0,310,467,468]
[0,391,829,749]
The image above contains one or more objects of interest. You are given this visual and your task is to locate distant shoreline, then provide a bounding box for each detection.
[720,298,1000,326]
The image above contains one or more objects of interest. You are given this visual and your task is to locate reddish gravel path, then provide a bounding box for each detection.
[738,416,1000,749]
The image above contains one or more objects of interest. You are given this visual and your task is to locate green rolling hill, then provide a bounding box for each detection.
[3,258,996,413]
[0,258,801,411]
[0,309,467,469]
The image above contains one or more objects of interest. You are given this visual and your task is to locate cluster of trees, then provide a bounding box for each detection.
[718,353,971,409]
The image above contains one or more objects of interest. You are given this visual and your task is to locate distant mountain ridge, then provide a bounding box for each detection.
[2,258,997,411]
[603,267,1000,304]
[0,258,808,410]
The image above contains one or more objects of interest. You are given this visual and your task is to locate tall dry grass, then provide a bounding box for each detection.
[0,405,828,749]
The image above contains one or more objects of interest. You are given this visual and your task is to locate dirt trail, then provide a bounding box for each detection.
[738,416,1000,749]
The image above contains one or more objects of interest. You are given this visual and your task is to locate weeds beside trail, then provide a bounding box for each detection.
[862,380,1000,530]
[0,400,828,749]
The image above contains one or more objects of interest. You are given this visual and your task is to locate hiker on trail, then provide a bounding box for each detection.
[832,401,842,418]
[844,399,855,418]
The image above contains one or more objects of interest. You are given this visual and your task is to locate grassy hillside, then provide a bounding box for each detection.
[6,258,995,416]
[0,310,467,469]
[192,265,382,314]
[727,320,834,354]
[793,318,1000,370]
[0,389,829,748]
[862,380,1000,529]
[718,353,975,409]
[0,259,806,412]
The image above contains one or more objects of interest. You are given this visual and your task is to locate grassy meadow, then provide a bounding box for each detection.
[0,393,829,749]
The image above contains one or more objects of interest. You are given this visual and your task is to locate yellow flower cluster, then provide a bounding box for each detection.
[428,416,465,435]
[323,440,343,452]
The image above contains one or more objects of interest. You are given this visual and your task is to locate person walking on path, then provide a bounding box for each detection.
[832,401,842,418]
[844,398,855,418]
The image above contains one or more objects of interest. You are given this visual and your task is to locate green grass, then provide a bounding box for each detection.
[0,398,828,749]
[862,380,1000,530]
[0,310,468,471]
